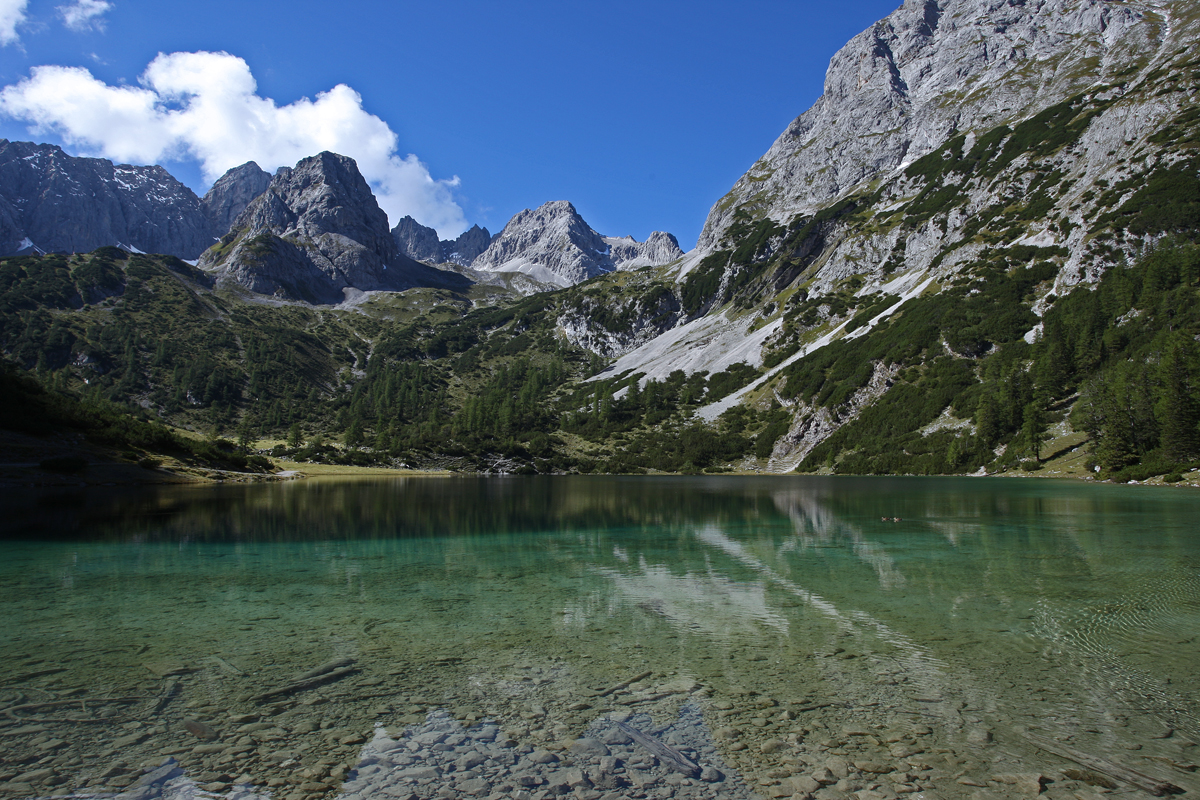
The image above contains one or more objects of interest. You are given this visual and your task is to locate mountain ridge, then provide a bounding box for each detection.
[391,216,495,267]
[203,161,273,237]
[0,139,219,259]
[198,151,466,303]
[2,0,1199,485]
[471,200,684,288]
[695,0,1162,254]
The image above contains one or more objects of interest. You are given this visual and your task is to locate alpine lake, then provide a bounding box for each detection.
[1,475,1198,800]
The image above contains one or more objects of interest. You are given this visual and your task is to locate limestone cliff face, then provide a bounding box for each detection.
[662,0,1200,317]
[0,139,216,258]
[202,162,272,237]
[472,201,683,289]
[391,217,495,266]
[444,224,493,266]
[200,152,458,304]
[391,215,445,263]
[605,231,685,270]
[696,0,1160,253]
[596,0,1200,474]
[471,201,611,287]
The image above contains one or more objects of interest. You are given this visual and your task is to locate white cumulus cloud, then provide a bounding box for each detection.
[58,0,112,31]
[0,50,467,236]
[0,0,29,45]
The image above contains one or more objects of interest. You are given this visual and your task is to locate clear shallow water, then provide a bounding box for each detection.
[1,475,1198,800]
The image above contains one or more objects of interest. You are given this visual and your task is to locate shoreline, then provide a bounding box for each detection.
[7,460,1199,490]
[4,427,1198,489]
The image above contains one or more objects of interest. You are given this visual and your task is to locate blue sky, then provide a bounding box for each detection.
[1,0,901,247]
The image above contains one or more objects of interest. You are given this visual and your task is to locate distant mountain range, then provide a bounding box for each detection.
[390,217,494,267]
[393,202,683,288]
[2,0,1199,484]
[0,139,683,299]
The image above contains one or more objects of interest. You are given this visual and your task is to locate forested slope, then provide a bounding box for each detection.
[3,0,1200,482]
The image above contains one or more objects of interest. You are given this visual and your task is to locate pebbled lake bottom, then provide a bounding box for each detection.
[0,475,1198,800]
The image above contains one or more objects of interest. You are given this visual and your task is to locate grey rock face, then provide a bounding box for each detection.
[391,215,444,263]
[202,162,272,237]
[200,151,460,304]
[696,0,1152,251]
[443,224,493,266]
[0,139,216,259]
[391,218,494,266]
[606,231,684,270]
[599,0,1199,470]
[473,201,682,288]
[472,201,612,287]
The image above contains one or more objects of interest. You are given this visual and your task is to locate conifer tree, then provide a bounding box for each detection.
[974,391,1001,449]
[236,415,256,455]
[344,419,364,448]
[1021,400,1049,462]
[1157,339,1200,462]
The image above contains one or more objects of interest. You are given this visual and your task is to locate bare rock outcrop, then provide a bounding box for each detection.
[605,231,684,270]
[202,161,272,237]
[200,151,464,303]
[391,217,495,266]
[0,139,216,258]
[696,0,1154,252]
[391,215,445,263]
[472,201,683,288]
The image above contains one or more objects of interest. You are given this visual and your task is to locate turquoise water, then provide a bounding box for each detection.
[1,475,1198,799]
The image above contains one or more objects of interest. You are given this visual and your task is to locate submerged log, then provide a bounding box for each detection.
[251,666,358,703]
[1023,731,1184,796]
[294,657,355,682]
[0,667,66,684]
[591,671,652,698]
[615,721,701,778]
[2,696,145,724]
[152,680,180,716]
[792,701,839,713]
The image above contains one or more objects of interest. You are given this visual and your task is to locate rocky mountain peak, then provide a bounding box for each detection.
[471,201,612,287]
[696,0,1152,251]
[444,224,493,266]
[390,218,494,266]
[391,215,444,263]
[472,201,682,288]
[0,139,216,259]
[199,151,451,303]
[202,161,272,236]
[605,231,684,270]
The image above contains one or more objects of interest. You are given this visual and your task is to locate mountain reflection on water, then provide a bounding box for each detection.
[1,476,1198,800]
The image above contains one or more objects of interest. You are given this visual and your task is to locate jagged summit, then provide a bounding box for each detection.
[471,201,611,287]
[391,215,445,263]
[0,138,681,296]
[199,151,464,304]
[202,162,272,237]
[444,224,493,266]
[471,201,683,288]
[605,231,684,270]
[391,217,494,266]
[0,139,216,259]
[697,0,1154,252]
